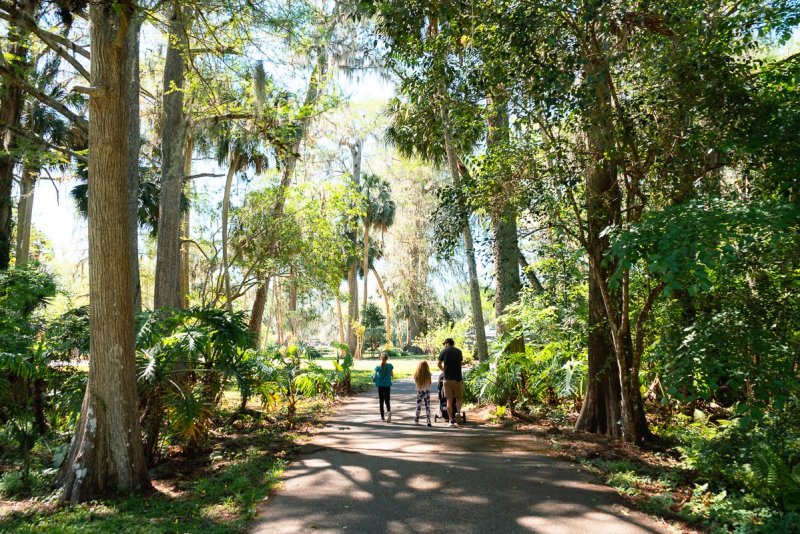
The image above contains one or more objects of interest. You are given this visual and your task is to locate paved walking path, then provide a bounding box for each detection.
[251,379,671,534]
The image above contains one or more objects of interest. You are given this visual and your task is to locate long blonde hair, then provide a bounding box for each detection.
[414,361,432,388]
[380,353,389,374]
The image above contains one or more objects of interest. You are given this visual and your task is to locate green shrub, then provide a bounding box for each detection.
[463,341,586,415]
[416,318,470,357]
[256,344,333,424]
[640,493,676,516]
[0,471,26,497]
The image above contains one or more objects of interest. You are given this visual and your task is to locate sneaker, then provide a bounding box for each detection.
[386,412,392,423]
[427,422,432,427]
[448,421,455,427]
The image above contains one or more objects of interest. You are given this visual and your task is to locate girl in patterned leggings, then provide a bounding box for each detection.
[413,360,433,426]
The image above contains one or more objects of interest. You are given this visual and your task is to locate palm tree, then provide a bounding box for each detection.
[358,173,395,343]
[195,117,270,311]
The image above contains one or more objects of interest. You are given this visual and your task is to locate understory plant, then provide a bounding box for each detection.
[256,344,332,425]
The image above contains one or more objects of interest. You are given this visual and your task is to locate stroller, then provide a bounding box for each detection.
[433,372,466,423]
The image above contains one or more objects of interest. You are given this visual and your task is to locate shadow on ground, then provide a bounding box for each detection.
[251,380,670,534]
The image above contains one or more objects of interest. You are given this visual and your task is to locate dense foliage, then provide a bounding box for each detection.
[357,0,800,529]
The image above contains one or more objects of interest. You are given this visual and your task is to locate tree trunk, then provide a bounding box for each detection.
[346,262,358,354]
[439,106,487,361]
[517,251,544,292]
[407,310,421,346]
[274,46,328,208]
[14,165,35,265]
[32,377,46,434]
[179,127,193,308]
[462,223,488,360]
[492,211,524,353]
[248,279,269,339]
[349,138,362,185]
[574,269,622,438]
[127,14,142,312]
[275,276,283,345]
[575,54,644,442]
[371,266,391,346]
[153,1,187,310]
[287,270,297,341]
[336,297,345,346]
[55,1,150,502]
[362,218,370,309]
[487,95,524,354]
[427,17,487,360]
[440,133,487,360]
[0,0,38,270]
[221,153,240,312]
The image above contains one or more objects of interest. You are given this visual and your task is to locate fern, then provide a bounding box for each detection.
[745,444,800,510]
[0,353,35,380]
[166,390,214,447]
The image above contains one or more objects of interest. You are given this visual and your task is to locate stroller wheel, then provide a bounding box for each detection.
[462,412,466,423]
[434,415,438,422]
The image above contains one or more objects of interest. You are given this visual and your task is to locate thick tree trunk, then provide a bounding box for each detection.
[248,279,269,339]
[346,262,358,354]
[127,15,142,312]
[575,55,646,442]
[487,95,524,354]
[575,269,622,437]
[575,103,627,437]
[0,0,38,270]
[492,211,524,353]
[371,266,391,346]
[349,139,362,186]
[14,165,35,265]
[407,314,421,346]
[153,1,187,310]
[55,2,150,502]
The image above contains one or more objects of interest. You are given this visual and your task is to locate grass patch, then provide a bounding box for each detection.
[317,354,430,393]
[0,392,332,533]
[1,444,284,533]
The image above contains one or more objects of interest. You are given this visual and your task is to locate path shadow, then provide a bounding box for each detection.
[251,379,669,534]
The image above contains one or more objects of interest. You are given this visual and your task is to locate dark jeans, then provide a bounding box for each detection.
[378,386,391,418]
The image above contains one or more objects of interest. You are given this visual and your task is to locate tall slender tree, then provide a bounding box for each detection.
[359,172,395,311]
[486,94,524,354]
[0,0,39,270]
[154,0,188,309]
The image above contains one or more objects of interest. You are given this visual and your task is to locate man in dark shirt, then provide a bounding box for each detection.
[437,338,463,427]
